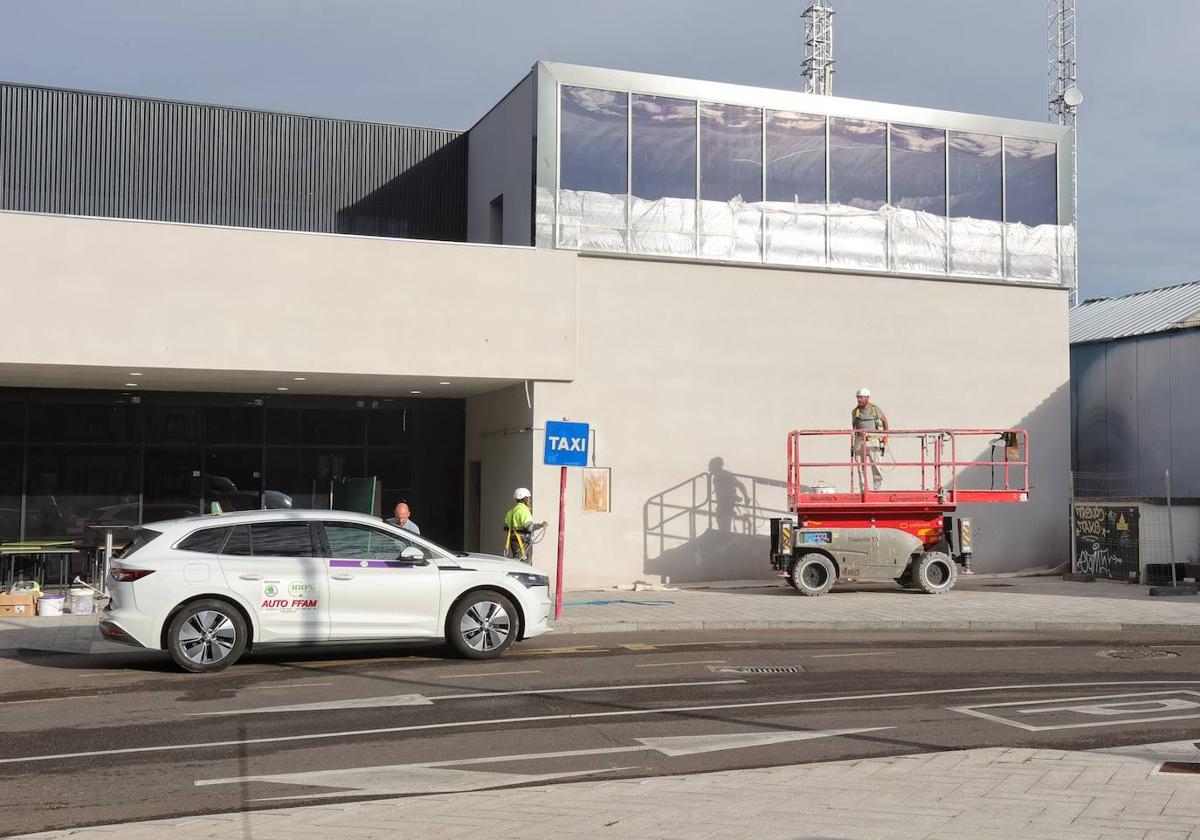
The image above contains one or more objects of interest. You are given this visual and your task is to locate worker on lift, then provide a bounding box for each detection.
[503,487,547,564]
[851,387,889,491]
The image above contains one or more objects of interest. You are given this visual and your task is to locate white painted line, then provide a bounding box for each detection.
[242,682,334,692]
[194,727,892,798]
[189,679,747,717]
[8,680,1200,766]
[810,652,891,659]
[436,670,541,679]
[951,690,1200,732]
[970,646,1064,651]
[620,641,758,651]
[634,660,727,668]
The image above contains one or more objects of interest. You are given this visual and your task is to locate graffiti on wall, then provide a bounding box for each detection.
[1072,504,1140,581]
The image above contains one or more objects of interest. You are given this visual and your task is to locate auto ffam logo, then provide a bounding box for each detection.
[260,579,318,610]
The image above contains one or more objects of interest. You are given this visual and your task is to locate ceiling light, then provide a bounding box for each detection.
[128,372,143,377]
[293,377,306,381]
[409,390,422,395]
[277,387,289,392]
[124,383,139,387]
[438,381,451,385]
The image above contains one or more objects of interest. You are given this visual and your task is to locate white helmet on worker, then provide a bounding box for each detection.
[856,387,871,398]
[513,487,532,501]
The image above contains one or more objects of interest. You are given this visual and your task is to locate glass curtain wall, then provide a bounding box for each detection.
[553,85,1068,285]
[0,390,465,551]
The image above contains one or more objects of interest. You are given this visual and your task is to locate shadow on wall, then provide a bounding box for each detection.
[334,136,467,241]
[643,457,790,583]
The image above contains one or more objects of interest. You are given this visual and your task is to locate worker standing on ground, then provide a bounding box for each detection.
[851,388,889,491]
[503,487,547,564]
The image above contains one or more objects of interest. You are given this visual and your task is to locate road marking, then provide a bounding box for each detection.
[194,727,890,801]
[971,646,1064,651]
[436,670,541,679]
[242,682,334,691]
[10,681,1200,766]
[282,656,433,669]
[952,690,1200,732]
[509,645,609,656]
[0,693,104,706]
[620,641,758,651]
[634,660,727,668]
[810,652,890,659]
[189,679,746,716]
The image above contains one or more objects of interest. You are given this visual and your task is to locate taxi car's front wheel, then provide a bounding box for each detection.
[448,591,517,659]
[167,599,248,673]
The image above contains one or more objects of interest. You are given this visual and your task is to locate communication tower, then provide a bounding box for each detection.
[803,1,835,95]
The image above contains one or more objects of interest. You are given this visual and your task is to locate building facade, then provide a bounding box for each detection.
[0,63,1073,586]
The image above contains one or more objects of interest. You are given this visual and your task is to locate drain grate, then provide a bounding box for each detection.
[1160,762,1200,775]
[1097,648,1179,660]
[707,665,805,674]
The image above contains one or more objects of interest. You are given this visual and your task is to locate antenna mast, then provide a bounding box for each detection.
[1049,0,1081,305]
[803,1,835,95]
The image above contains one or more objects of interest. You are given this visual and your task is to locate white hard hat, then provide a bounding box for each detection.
[513,487,532,501]
[856,387,871,398]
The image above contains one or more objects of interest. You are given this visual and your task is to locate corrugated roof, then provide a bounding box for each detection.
[1070,281,1200,344]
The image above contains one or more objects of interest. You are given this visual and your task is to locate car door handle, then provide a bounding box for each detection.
[238,574,263,581]
[331,573,355,581]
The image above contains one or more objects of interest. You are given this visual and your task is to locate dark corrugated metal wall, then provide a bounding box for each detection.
[0,82,466,240]
[1071,329,1200,498]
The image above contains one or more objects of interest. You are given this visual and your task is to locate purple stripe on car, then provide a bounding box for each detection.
[329,559,412,568]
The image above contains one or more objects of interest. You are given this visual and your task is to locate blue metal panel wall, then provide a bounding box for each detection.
[1168,330,1200,498]
[0,82,466,241]
[1071,328,1200,499]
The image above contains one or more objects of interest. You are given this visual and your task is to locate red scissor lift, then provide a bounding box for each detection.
[771,429,1030,594]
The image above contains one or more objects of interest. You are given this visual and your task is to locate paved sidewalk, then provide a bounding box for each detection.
[15,745,1200,839]
[553,576,1200,635]
[2,577,1198,656]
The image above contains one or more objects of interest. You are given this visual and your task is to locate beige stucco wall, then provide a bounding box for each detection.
[0,210,576,385]
[528,254,1071,589]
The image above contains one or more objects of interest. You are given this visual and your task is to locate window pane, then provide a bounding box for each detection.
[631,95,696,201]
[206,448,264,512]
[223,524,251,556]
[890,125,945,215]
[560,86,627,195]
[178,526,230,554]
[829,118,886,210]
[205,406,263,445]
[949,132,1002,221]
[249,522,314,557]
[27,402,140,444]
[700,103,761,202]
[302,410,364,446]
[1005,138,1057,226]
[325,523,415,561]
[0,398,25,443]
[0,447,21,541]
[25,447,140,540]
[765,111,825,203]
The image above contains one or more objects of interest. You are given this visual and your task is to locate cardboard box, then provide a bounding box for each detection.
[0,593,38,617]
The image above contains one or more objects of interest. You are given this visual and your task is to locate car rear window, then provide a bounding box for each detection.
[116,528,161,559]
[177,527,230,554]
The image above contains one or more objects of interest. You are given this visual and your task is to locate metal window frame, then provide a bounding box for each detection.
[540,61,1073,287]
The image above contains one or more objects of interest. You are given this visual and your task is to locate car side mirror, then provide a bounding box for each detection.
[399,546,426,562]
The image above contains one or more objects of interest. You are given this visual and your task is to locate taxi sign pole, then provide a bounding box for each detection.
[555,465,567,620]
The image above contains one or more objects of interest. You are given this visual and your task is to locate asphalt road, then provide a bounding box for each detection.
[2,630,1200,836]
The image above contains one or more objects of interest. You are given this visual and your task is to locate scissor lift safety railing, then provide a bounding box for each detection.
[787,428,1030,515]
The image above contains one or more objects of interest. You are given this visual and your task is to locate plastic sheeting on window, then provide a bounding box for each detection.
[629,196,696,258]
[1006,221,1060,284]
[552,187,1070,286]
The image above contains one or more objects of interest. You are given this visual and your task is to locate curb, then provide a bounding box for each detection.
[550,620,1200,635]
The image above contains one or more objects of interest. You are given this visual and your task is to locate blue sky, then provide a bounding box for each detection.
[2,0,1195,299]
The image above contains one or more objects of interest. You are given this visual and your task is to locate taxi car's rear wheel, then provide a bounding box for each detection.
[448,591,517,659]
[167,599,248,673]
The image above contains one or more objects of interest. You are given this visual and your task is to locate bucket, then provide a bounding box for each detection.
[37,594,65,617]
[68,588,94,615]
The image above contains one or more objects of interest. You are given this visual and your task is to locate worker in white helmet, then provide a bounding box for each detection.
[851,388,889,492]
[503,487,547,563]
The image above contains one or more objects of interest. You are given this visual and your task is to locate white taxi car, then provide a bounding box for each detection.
[99,509,552,672]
